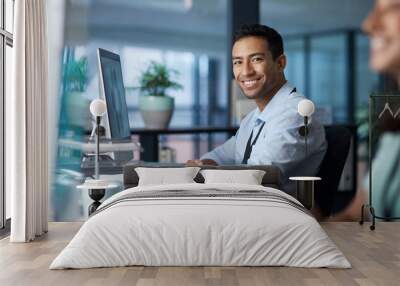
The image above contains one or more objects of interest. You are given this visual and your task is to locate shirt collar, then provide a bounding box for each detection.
[255,81,295,124]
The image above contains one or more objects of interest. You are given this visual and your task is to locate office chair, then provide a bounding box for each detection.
[314,125,352,217]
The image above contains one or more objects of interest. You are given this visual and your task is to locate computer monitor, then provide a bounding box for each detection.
[97,48,133,162]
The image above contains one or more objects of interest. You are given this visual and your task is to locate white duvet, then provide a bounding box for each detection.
[50,183,351,269]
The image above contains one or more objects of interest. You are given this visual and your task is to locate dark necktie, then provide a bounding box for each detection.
[242,121,266,164]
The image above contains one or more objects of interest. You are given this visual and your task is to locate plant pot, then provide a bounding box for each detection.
[139,95,174,129]
[66,91,92,131]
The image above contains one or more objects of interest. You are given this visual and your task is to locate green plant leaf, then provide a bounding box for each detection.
[63,56,88,92]
[137,61,183,96]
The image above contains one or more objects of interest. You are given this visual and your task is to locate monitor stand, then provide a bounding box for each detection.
[80,123,137,174]
[81,124,117,170]
[81,152,116,168]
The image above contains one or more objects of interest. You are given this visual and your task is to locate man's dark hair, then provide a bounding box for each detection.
[234,24,284,60]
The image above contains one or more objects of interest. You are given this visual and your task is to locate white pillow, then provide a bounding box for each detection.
[135,167,200,186]
[200,169,266,185]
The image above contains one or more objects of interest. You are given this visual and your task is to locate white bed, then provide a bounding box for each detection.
[50,183,350,269]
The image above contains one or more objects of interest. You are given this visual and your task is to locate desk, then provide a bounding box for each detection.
[80,124,358,193]
[132,126,238,162]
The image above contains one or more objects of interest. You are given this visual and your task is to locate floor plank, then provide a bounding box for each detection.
[0,222,399,286]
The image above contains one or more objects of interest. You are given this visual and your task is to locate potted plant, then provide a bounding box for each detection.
[137,61,183,129]
[61,56,91,133]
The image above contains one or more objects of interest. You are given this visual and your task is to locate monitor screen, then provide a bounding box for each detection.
[97,48,133,163]
[97,48,131,140]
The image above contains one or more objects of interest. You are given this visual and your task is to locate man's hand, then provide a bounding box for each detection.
[186,159,204,166]
[186,159,218,166]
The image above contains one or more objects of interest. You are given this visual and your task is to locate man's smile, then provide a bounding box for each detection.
[370,36,390,55]
[241,77,263,89]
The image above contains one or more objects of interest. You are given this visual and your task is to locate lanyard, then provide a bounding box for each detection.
[242,121,266,164]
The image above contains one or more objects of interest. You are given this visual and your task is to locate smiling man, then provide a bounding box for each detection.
[187,24,327,194]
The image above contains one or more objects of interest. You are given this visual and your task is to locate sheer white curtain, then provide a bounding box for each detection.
[9,0,48,242]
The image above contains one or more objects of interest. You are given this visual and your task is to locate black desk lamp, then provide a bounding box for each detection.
[297,99,315,158]
[89,99,107,181]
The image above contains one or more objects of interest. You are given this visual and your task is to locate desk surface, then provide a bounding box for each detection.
[83,124,356,136]
[131,126,239,135]
[83,126,239,136]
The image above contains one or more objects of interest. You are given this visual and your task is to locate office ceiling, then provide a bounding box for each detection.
[92,0,225,14]
[65,0,373,49]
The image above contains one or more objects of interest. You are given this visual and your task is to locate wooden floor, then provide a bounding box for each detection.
[0,222,399,286]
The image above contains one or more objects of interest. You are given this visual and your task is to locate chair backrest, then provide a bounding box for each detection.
[315,125,352,216]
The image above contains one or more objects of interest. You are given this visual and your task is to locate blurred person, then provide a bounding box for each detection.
[187,24,327,195]
[333,0,400,220]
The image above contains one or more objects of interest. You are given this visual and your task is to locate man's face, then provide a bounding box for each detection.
[363,0,400,75]
[232,36,285,100]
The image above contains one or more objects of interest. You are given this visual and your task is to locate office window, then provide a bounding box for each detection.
[284,38,306,94]
[355,33,379,164]
[260,0,374,124]
[5,44,11,220]
[121,46,197,128]
[310,34,347,122]
[356,33,379,109]
[72,44,204,130]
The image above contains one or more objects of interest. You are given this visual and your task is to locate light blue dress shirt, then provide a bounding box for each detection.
[201,82,327,194]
